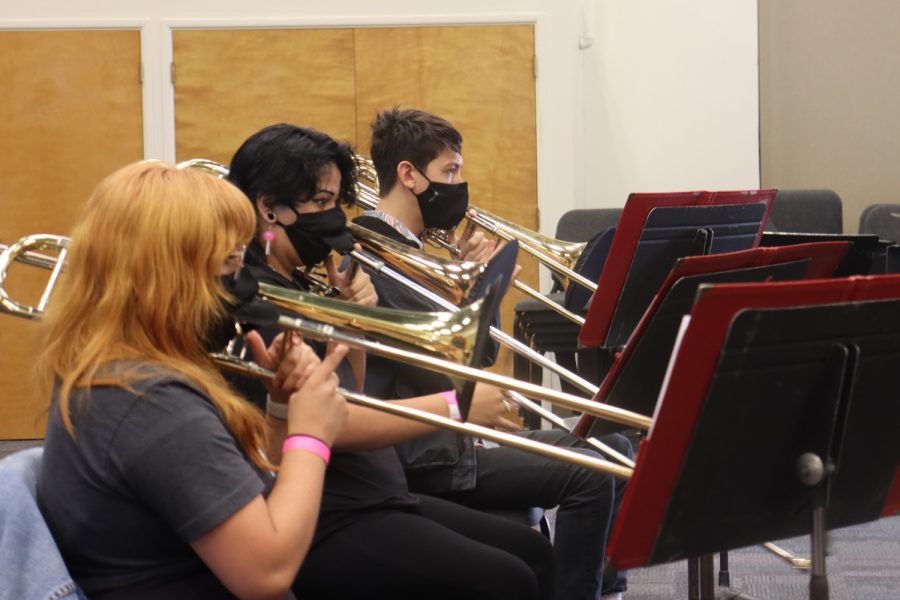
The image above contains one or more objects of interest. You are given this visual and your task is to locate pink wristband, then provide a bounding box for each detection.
[282,434,331,465]
[440,390,462,422]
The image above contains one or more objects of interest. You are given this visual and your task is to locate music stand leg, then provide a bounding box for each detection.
[797,452,831,600]
[718,551,731,586]
[700,554,715,599]
[688,557,700,600]
[809,504,829,600]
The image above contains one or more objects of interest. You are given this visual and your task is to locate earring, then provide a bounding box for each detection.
[263,212,277,256]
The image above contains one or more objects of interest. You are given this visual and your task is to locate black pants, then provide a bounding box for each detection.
[292,495,554,600]
[437,430,631,600]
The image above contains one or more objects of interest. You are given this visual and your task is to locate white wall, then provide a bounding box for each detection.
[1,0,760,240]
[581,0,760,210]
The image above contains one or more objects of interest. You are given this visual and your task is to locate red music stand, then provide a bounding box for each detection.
[607,276,900,600]
[578,190,776,350]
[575,241,850,438]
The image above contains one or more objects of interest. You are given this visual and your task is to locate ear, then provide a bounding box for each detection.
[255,195,276,222]
[396,161,418,191]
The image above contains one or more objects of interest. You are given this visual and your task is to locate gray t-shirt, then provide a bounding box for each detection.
[38,373,271,598]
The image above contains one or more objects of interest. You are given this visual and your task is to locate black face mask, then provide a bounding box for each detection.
[277,205,354,267]
[413,169,469,231]
[204,268,279,352]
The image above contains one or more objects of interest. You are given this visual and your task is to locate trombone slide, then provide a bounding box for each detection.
[212,353,633,479]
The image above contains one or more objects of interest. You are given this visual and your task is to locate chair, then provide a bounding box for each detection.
[550,208,623,291]
[554,208,623,243]
[0,447,85,600]
[765,189,843,234]
[858,203,900,243]
[513,208,623,406]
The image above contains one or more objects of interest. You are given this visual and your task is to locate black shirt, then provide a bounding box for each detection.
[237,244,418,542]
[352,215,479,493]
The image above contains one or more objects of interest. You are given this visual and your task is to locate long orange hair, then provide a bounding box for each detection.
[39,161,272,469]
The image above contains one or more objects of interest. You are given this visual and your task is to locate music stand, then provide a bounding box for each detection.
[576,242,850,438]
[760,232,891,276]
[579,189,776,349]
[607,276,900,600]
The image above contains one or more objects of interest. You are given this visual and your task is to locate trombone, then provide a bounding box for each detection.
[258,282,648,429]
[0,234,645,477]
[354,156,593,325]
[215,353,633,479]
[177,158,600,396]
[177,158,625,464]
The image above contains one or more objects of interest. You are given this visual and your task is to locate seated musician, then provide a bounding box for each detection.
[354,107,633,600]
[36,161,349,599]
[226,123,555,599]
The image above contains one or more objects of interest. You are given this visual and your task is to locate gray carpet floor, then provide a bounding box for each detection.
[616,517,900,600]
[4,440,897,599]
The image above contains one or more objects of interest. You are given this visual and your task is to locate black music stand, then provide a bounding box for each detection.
[603,202,768,348]
[607,280,900,600]
[580,190,776,351]
[582,259,808,438]
[760,232,890,276]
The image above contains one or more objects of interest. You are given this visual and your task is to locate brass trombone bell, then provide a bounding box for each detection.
[347,221,487,305]
[353,154,598,294]
[258,282,486,367]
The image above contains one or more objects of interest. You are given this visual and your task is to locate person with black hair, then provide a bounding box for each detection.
[356,108,632,600]
[226,123,555,600]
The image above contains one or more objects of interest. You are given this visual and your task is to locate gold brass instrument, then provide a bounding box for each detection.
[0,235,68,319]
[0,233,636,478]
[354,155,590,326]
[177,158,230,178]
[214,353,633,478]
[176,159,633,466]
[347,221,487,306]
[178,157,602,397]
[257,282,650,430]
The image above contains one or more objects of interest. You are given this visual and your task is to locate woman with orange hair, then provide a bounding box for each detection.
[36,161,348,599]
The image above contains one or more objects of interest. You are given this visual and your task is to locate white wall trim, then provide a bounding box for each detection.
[161,13,540,29]
[0,18,150,29]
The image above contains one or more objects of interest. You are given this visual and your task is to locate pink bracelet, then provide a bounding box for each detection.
[440,390,462,422]
[282,434,331,465]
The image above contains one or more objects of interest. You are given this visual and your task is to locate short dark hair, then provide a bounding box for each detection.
[369,108,462,197]
[227,123,358,209]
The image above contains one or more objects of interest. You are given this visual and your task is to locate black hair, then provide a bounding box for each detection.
[369,107,462,197]
[227,123,358,210]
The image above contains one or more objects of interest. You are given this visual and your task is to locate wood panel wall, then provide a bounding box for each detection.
[0,30,144,439]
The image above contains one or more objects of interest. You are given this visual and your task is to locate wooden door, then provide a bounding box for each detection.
[173,28,357,164]
[0,30,144,439]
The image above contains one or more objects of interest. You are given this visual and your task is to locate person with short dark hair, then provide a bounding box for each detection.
[227,123,555,600]
[357,107,632,600]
